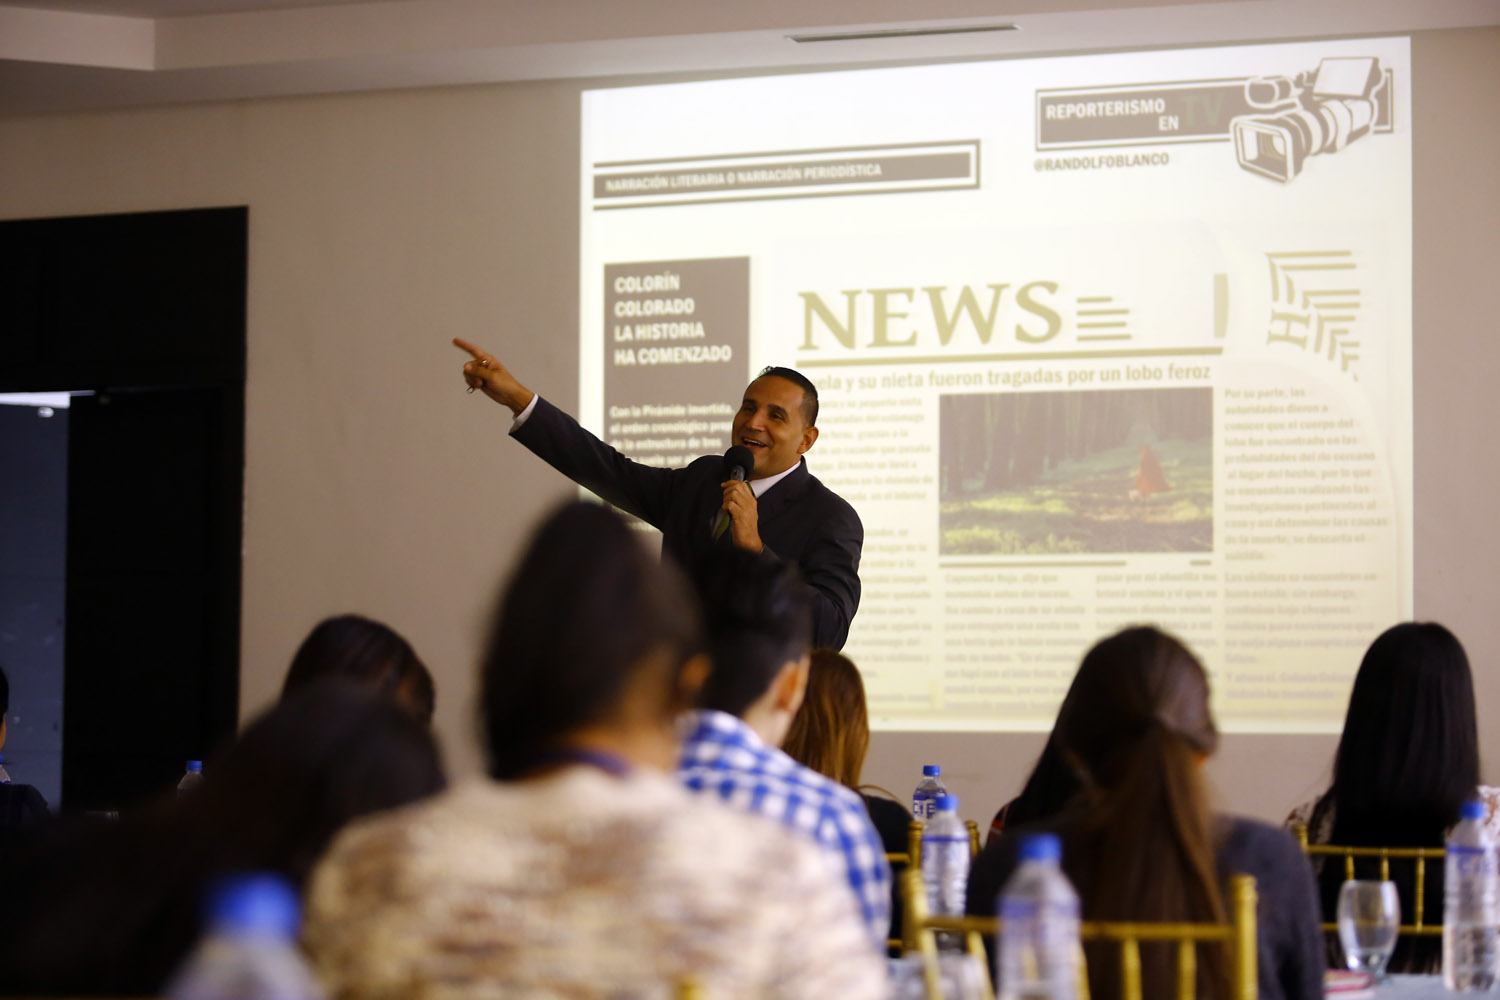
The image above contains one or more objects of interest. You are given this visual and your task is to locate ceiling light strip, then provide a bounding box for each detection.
[788,24,1019,44]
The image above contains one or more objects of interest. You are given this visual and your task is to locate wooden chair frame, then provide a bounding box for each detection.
[1290,821,1445,936]
[901,868,1258,1000]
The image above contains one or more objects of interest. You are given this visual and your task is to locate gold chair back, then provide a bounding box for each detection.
[901,866,994,999]
[905,818,985,870]
[1290,821,1445,936]
[895,817,982,953]
[900,868,1258,1000]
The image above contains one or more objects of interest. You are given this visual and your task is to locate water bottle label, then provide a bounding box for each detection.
[1000,899,1040,921]
[1000,897,1080,921]
[913,797,933,819]
[1450,845,1498,877]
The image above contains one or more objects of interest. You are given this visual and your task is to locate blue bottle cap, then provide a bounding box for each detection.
[1019,832,1062,863]
[205,873,300,938]
[186,760,203,772]
[936,794,958,812]
[922,765,941,776]
[1462,800,1485,821]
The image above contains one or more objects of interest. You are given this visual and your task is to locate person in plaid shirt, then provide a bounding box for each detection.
[679,550,891,951]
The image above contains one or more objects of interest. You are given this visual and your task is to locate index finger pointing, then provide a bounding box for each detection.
[452,337,488,360]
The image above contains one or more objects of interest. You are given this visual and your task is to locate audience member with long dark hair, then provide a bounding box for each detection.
[281,612,436,724]
[302,501,886,998]
[1285,621,1490,973]
[985,734,1081,845]
[968,626,1324,1000]
[0,683,446,993]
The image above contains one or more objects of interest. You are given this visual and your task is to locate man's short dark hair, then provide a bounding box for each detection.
[755,366,818,427]
[693,549,813,718]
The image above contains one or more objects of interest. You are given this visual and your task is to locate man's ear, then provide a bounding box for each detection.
[798,425,819,456]
[774,654,811,714]
[676,654,712,711]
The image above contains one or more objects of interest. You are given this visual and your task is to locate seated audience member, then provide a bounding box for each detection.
[782,648,909,944]
[0,683,446,994]
[1285,621,1491,973]
[0,662,49,835]
[303,502,885,999]
[679,551,892,952]
[968,626,1323,1000]
[781,649,869,790]
[985,734,1079,846]
[281,613,436,724]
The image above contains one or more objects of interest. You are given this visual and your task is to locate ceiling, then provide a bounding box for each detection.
[1,0,1497,117]
[9,0,374,14]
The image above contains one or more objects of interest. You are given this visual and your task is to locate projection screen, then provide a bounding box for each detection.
[578,36,1413,734]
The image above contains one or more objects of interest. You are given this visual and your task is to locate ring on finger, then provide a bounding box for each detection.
[479,359,491,368]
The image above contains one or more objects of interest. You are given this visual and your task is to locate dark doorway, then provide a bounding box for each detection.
[0,398,68,808]
[0,206,246,811]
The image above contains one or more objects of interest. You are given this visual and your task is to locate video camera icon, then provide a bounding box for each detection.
[1232,57,1391,183]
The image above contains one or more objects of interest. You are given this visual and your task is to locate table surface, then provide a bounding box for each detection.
[887,963,1459,998]
[1363,973,1460,997]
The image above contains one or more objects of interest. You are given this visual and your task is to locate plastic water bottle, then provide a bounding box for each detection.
[996,833,1079,1000]
[0,753,11,784]
[166,873,324,1000]
[922,794,969,949]
[177,760,204,794]
[1444,799,1499,991]
[912,764,947,820]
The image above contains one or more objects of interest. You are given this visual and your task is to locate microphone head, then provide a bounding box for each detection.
[723,445,754,481]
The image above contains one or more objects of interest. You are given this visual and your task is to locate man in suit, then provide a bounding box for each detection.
[455,338,862,648]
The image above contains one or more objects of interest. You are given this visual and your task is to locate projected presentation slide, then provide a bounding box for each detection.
[579,36,1412,733]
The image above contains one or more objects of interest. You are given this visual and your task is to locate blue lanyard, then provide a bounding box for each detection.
[524,747,633,778]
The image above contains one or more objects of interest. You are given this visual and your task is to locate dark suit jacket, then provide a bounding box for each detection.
[0,781,48,839]
[512,397,863,648]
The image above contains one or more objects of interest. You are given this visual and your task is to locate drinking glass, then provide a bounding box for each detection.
[1337,879,1400,977]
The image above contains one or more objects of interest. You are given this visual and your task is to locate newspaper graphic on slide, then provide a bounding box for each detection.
[579,36,1413,734]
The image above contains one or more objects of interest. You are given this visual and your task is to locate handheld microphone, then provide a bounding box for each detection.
[723,445,754,482]
[713,446,755,540]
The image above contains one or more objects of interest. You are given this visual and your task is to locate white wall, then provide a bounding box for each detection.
[0,27,1495,821]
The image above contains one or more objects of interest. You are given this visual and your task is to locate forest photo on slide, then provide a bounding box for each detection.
[939,386,1213,555]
